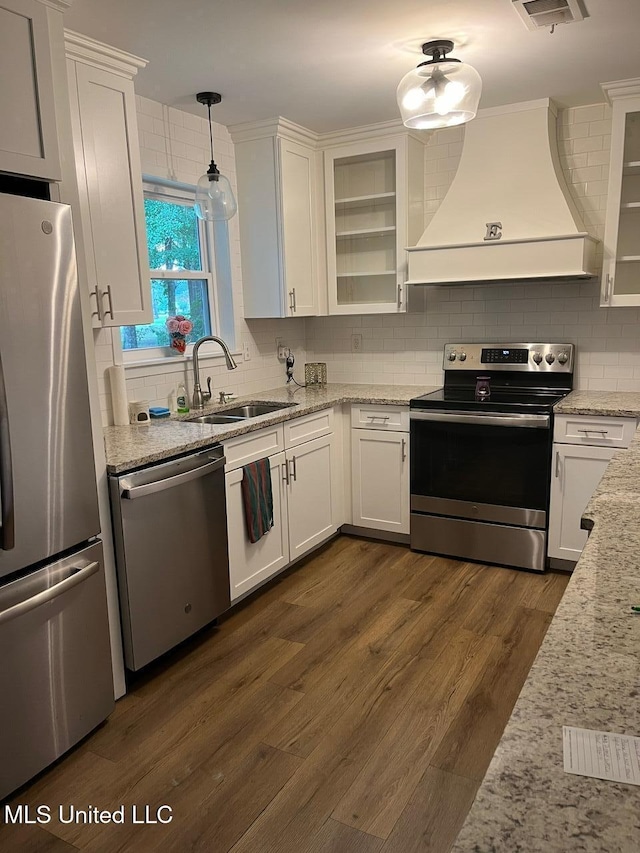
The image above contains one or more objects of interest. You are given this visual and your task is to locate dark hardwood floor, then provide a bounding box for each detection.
[1,536,569,853]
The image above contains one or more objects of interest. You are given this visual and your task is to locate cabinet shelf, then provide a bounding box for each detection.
[336,226,397,240]
[334,192,396,209]
[623,161,640,176]
[336,270,396,278]
[617,255,640,263]
[620,202,640,210]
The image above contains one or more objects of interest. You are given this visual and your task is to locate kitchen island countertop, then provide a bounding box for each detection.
[103,383,436,473]
[453,399,640,852]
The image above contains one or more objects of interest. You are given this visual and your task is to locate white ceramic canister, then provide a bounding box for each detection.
[128,400,150,425]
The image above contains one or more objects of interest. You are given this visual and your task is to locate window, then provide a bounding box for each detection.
[120,185,218,356]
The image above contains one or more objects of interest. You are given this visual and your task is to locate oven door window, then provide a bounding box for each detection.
[411,419,551,511]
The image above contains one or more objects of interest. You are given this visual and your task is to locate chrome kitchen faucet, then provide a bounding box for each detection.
[192,336,238,409]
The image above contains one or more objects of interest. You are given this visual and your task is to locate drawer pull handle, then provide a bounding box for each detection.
[367,415,390,421]
[576,429,609,436]
[401,437,407,461]
[555,450,560,478]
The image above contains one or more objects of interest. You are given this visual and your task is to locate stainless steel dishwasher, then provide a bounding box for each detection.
[109,446,230,671]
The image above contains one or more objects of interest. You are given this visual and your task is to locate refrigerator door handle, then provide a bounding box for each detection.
[0,561,99,626]
[0,349,14,550]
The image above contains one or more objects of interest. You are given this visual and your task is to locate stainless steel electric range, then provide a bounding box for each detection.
[410,343,575,572]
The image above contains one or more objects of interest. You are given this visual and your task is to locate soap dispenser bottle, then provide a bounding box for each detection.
[176,382,189,414]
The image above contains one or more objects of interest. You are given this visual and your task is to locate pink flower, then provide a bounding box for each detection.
[166,317,180,333]
[178,319,193,335]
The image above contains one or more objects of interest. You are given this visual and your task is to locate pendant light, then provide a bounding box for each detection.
[194,92,237,221]
[397,40,482,130]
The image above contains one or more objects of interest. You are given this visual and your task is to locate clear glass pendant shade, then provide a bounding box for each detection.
[397,59,482,130]
[194,169,237,221]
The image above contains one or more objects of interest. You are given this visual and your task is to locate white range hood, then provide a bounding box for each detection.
[406,99,598,285]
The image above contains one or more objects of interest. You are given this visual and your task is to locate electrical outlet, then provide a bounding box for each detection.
[351,333,362,353]
[243,341,251,361]
[276,338,288,360]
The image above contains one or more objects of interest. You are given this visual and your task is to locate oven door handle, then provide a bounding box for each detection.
[409,411,550,429]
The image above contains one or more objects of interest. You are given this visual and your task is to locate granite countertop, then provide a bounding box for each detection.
[103,383,435,473]
[454,400,640,852]
[555,389,640,418]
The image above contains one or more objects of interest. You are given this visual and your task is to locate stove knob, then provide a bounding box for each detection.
[458,352,467,362]
[447,351,457,361]
[557,351,569,364]
[545,352,556,364]
[532,352,543,364]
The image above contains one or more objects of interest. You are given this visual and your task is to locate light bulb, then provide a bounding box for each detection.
[402,86,427,111]
[434,80,466,115]
[194,172,237,222]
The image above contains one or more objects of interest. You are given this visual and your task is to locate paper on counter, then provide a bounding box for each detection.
[563,726,640,786]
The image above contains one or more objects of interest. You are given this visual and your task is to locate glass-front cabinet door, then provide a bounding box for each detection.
[601,80,640,307]
[323,134,424,315]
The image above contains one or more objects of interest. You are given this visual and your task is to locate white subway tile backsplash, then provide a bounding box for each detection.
[91,97,638,422]
[570,104,607,124]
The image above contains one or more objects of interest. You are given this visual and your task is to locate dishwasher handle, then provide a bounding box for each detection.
[120,454,226,500]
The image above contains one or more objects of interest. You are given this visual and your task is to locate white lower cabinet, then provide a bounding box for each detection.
[349,404,410,536]
[549,414,636,563]
[225,414,337,602]
[548,444,617,561]
[286,434,336,560]
[226,452,290,601]
[351,428,409,534]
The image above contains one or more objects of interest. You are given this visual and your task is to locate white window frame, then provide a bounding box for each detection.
[119,180,222,365]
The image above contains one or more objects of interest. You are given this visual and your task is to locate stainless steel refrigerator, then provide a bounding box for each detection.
[0,193,114,799]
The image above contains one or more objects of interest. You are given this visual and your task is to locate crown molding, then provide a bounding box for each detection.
[601,77,640,104]
[38,0,74,10]
[64,29,147,78]
[228,116,320,147]
[229,115,428,149]
[318,118,428,148]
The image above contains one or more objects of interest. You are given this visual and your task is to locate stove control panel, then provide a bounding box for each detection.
[443,343,574,372]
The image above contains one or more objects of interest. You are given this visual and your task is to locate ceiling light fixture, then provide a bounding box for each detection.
[194,92,237,221]
[397,40,482,130]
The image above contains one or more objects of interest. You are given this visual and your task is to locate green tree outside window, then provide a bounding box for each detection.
[121,196,212,351]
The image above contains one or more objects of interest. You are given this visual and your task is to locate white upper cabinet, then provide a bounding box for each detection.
[231,119,321,318]
[0,0,63,180]
[601,79,640,307]
[65,31,151,327]
[323,131,425,315]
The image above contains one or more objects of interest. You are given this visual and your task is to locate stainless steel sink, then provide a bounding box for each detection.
[188,414,246,425]
[186,401,297,425]
[222,402,297,418]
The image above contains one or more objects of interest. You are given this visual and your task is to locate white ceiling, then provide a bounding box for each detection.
[65,0,640,133]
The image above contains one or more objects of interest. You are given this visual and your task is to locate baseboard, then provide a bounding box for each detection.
[340,524,410,545]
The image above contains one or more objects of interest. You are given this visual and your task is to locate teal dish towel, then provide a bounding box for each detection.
[241,458,274,543]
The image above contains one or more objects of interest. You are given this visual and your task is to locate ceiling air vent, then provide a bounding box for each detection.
[512,0,587,31]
